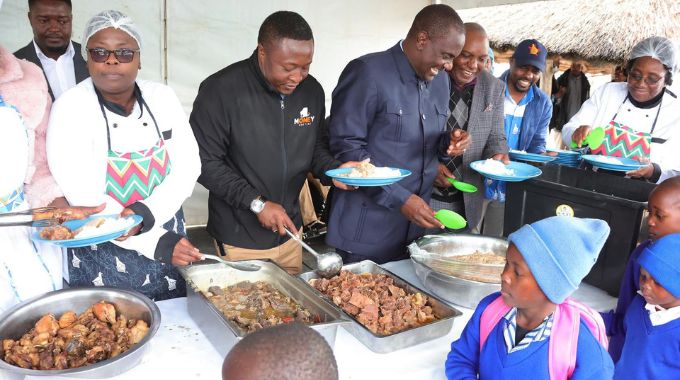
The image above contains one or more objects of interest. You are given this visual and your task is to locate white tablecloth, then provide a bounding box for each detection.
[16,259,616,380]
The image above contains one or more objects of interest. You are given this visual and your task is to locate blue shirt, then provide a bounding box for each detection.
[445,293,614,380]
[614,295,680,379]
[484,84,534,201]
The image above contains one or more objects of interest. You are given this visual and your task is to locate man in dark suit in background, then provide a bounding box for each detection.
[326,4,467,264]
[14,0,88,100]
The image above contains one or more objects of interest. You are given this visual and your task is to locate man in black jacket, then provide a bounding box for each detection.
[14,0,88,100]
[190,11,355,274]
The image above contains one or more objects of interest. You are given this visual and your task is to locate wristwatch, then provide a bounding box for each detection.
[250,196,267,214]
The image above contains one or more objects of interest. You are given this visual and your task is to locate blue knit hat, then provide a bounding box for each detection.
[508,216,610,304]
[512,39,547,71]
[638,233,680,298]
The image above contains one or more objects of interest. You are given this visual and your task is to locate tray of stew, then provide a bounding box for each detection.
[298,260,462,353]
[177,261,349,354]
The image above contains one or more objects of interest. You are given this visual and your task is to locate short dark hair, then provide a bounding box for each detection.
[257,11,313,46]
[223,323,337,380]
[463,22,487,38]
[407,4,464,40]
[28,0,72,10]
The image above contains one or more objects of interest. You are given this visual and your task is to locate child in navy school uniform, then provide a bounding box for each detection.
[602,176,680,362]
[445,216,614,379]
[614,233,680,379]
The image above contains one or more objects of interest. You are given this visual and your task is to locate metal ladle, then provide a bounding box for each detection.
[201,254,261,271]
[285,227,343,278]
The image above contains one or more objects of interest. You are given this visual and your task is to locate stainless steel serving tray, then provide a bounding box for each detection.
[409,234,507,308]
[178,261,349,355]
[298,260,462,353]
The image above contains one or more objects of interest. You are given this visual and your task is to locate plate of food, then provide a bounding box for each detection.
[508,150,556,163]
[470,159,542,182]
[326,161,411,186]
[581,155,647,172]
[33,214,143,248]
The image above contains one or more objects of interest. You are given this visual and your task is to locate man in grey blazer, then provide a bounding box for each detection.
[431,23,507,233]
[14,0,88,100]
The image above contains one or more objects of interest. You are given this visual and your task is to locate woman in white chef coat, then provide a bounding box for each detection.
[562,36,680,183]
[47,10,203,300]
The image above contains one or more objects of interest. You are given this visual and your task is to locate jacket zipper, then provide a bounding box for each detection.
[279,98,288,236]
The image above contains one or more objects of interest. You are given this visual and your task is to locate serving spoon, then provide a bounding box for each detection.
[201,254,261,271]
[285,227,343,278]
[570,127,605,149]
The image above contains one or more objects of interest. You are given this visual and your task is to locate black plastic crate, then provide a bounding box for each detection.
[504,165,656,296]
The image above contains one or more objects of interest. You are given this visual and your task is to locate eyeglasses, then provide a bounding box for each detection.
[87,48,139,63]
[628,72,663,86]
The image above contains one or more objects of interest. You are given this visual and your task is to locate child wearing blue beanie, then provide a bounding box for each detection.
[603,176,680,362]
[446,216,614,379]
[614,233,680,379]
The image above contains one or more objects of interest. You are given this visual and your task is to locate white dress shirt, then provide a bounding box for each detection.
[645,302,680,326]
[32,40,77,99]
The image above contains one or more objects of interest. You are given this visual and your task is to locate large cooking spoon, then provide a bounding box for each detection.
[285,227,342,278]
[201,254,261,271]
[447,177,478,193]
[570,127,605,149]
[434,210,467,230]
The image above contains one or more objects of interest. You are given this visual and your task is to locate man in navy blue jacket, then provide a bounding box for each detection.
[480,39,553,236]
[326,4,466,264]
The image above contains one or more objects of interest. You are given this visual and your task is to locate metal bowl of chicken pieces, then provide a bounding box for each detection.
[0,287,160,378]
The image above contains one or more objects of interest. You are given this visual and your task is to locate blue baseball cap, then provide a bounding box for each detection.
[512,39,547,71]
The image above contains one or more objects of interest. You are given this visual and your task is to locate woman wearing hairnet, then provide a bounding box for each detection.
[562,36,680,183]
[46,10,202,300]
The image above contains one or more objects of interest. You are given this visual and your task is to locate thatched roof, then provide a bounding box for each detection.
[458,0,680,64]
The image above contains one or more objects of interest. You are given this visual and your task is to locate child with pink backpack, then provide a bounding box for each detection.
[445,216,614,379]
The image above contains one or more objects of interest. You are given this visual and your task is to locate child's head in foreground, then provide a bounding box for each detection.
[222,322,338,380]
[638,233,680,309]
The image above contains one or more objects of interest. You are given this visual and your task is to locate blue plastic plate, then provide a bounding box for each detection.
[325,167,411,187]
[546,148,581,157]
[581,155,646,172]
[470,160,543,182]
[32,214,143,248]
[509,150,556,163]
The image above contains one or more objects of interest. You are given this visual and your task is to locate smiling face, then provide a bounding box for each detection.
[500,244,550,309]
[448,29,489,86]
[411,28,465,82]
[86,28,140,100]
[258,38,313,95]
[28,0,72,57]
[508,60,541,93]
[639,267,680,309]
[627,56,667,102]
[646,186,680,240]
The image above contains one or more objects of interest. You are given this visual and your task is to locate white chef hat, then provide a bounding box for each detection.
[629,36,678,80]
[81,10,142,61]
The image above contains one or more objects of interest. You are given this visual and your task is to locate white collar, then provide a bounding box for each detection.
[644,301,680,326]
[32,40,75,61]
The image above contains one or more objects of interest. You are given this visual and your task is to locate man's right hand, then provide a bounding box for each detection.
[400,194,443,229]
[571,125,592,147]
[434,163,455,188]
[256,201,297,236]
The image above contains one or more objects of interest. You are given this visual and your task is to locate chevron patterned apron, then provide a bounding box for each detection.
[67,85,186,301]
[590,95,662,160]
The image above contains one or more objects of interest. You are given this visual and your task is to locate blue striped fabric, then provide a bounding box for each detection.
[502,307,554,353]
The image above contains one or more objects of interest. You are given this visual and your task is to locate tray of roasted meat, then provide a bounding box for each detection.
[178,261,349,355]
[298,260,462,353]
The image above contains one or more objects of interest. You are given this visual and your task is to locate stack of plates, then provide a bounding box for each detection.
[546,148,581,168]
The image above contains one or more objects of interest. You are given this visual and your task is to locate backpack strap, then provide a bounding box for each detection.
[479,295,510,351]
[549,298,609,379]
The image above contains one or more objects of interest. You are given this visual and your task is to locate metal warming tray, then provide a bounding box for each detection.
[178,261,349,355]
[298,260,462,353]
[409,234,508,308]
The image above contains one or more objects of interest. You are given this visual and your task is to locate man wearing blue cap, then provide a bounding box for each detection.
[477,39,553,236]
